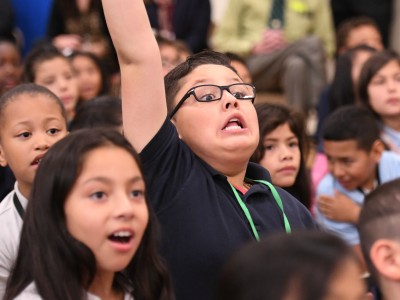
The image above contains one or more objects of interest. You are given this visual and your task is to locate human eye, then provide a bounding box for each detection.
[47,128,60,135]
[64,72,73,80]
[195,86,219,102]
[371,76,384,85]
[231,85,252,99]
[41,77,55,86]
[90,191,107,201]
[288,139,299,148]
[130,189,145,199]
[341,158,354,166]
[16,131,31,139]
[264,143,274,151]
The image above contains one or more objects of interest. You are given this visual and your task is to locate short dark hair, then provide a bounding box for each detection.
[70,96,122,131]
[164,50,238,114]
[217,231,358,300]
[22,43,67,83]
[4,129,174,300]
[0,83,67,128]
[359,179,400,282]
[358,50,400,118]
[322,106,380,151]
[336,16,381,55]
[224,52,247,67]
[250,103,312,209]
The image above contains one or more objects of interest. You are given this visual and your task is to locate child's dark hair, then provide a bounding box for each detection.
[358,50,400,118]
[70,96,122,131]
[322,106,380,152]
[224,52,248,67]
[22,43,67,83]
[329,45,377,111]
[250,103,312,209]
[336,16,381,55]
[69,50,110,97]
[217,231,358,300]
[164,50,238,114]
[4,129,174,300]
[359,178,400,283]
[0,83,67,127]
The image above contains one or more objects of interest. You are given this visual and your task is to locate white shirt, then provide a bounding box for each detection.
[14,282,135,299]
[0,182,28,299]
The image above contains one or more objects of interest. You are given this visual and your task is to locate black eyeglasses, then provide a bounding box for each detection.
[169,83,256,118]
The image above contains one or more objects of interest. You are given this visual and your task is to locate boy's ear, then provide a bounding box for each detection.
[370,139,384,163]
[370,239,400,281]
[0,145,8,167]
[170,118,182,139]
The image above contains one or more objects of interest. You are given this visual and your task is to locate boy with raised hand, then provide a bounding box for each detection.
[316,106,400,270]
[102,1,315,299]
[359,179,400,300]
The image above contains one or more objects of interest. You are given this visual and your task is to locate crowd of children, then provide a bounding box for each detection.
[1,0,400,299]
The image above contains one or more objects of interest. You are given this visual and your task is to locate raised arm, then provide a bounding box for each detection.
[102,0,167,152]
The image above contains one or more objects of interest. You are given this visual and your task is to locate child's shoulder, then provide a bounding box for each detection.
[316,173,335,195]
[0,189,15,216]
[379,150,400,181]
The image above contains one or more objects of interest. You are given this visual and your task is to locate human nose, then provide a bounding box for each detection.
[279,145,293,161]
[34,132,51,151]
[387,78,398,92]
[58,77,70,91]
[331,162,344,178]
[4,63,16,75]
[113,192,135,220]
[221,89,239,110]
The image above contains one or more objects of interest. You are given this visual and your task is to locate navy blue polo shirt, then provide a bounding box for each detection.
[140,119,316,300]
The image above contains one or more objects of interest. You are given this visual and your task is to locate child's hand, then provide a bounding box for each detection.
[317,191,361,223]
[251,29,287,55]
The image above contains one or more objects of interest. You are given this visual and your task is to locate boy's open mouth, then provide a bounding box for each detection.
[223,118,243,131]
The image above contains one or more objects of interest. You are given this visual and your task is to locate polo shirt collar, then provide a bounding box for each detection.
[198,157,272,183]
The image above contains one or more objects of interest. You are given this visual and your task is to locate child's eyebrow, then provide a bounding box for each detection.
[190,77,241,87]
[264,135,297,142]
[82,176,144,185]
[13,117,64,126]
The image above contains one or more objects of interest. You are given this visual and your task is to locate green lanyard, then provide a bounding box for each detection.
[229,179,292,241]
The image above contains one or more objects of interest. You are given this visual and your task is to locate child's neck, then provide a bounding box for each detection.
[68,110,75,123]
[359,173,378,194]
[226,169,248,191]
[17,182,31,200]
[89,271,122,300]
[382,115,400,132]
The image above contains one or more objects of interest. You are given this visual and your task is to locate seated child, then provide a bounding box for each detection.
[0,39,22,199]
[102,1,316,299]
[359,50,400,154]
[69,51,110,102]
[0,83,68,298]
[217,231,367,300]
[336,16,384,56]
[23,44,79,123]
[4,129,173,300]
[359,178,400,300]
[156,36,191,76]
[250,103,312,210]
[0,39,21,96]
[315,106,400,269]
